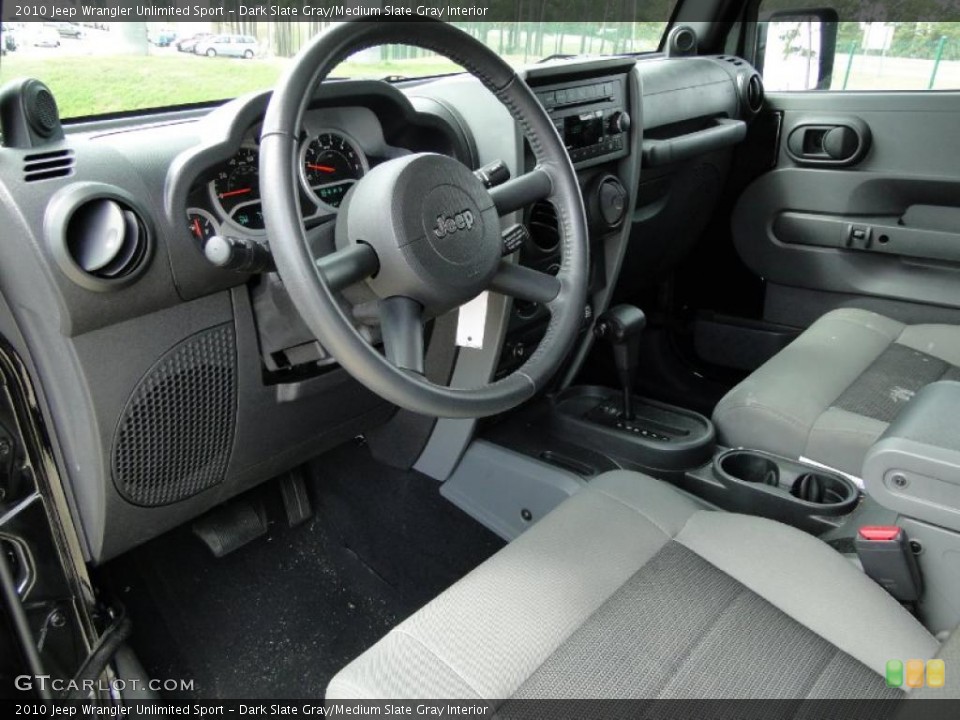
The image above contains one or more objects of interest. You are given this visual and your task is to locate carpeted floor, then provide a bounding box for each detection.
[100,440,504,699]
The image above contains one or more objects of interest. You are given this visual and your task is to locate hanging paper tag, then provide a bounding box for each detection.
[456,292,489,349]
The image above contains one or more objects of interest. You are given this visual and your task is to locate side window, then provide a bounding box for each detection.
[757,15,960,92]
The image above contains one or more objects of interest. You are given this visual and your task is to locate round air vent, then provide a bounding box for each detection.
[528,200,560,253]
[66,199,148,279]
[744,73,765,114]
[588,174,627,230]
[46,183,154,292]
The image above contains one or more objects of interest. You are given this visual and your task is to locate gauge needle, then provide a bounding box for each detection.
[219,188,252,198]
[307,164,336,173]
[192,218,202,238]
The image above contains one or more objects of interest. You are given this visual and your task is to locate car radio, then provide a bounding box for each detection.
[534,76,630,166]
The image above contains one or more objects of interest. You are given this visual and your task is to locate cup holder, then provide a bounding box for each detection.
[713,449,859,527]
[718,452,779,487]
[791,472,854,505]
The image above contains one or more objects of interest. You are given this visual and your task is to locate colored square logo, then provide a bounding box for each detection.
[886,659,904,687]
[927,659,946,689]
[906,659,925,688]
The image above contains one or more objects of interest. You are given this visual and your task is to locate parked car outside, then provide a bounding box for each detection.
[47,22,83,39]
[29,26,61,48]
[150,29,178,47]
[195,34,259,59]
[176,33,211,53]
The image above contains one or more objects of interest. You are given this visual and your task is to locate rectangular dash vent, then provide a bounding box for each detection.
[23,149,75,182]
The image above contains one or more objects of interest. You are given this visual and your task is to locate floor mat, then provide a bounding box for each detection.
[100,440,504,699]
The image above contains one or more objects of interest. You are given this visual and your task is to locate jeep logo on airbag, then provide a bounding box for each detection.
[433,209,475,238]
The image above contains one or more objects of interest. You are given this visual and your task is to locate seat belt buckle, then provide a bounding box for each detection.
[855,526,922,603]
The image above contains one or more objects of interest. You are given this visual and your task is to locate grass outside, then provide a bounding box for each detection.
[12,47,959,120]
[0,54,465,118]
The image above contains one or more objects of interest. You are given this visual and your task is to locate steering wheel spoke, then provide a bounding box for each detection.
[488,260,561,304]
[379,296,425,374]
[489,168,552,217]
[314,243,379,293]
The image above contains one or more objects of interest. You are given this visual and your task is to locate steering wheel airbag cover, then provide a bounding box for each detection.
[335,153,501,311]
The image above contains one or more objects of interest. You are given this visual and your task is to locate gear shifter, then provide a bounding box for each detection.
[595,305,646,420]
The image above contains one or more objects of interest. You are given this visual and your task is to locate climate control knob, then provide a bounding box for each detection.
[608,111,631,134]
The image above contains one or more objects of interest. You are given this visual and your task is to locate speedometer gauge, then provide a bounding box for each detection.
[300,131,367,210]
[211,146,265,231]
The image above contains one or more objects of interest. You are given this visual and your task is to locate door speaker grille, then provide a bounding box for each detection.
[112,324,237,507]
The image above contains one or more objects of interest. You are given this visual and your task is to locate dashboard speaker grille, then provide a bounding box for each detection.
[112,324,237,507]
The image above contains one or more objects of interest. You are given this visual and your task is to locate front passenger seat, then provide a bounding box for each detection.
[327,471,937,700]
[713,308,960,475]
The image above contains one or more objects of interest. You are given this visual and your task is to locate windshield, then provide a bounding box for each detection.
[0,21,669,120]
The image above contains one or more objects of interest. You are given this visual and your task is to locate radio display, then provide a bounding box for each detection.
[564,111,604,149]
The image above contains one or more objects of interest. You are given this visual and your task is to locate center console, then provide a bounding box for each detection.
[487,303,861,535]
[497,68,633,380]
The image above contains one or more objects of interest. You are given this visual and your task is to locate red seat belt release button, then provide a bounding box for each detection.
[855,526,922,603]
[858,526,902,542]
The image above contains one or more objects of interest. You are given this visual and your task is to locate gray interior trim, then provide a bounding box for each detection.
[764,284,960,331]
[733,90,960,319]
[559,64,645,390]
[676,511,938,678]
[507,542,899,702]
[329,471,700,700]
[329,470,937,700]
[897,517,960,639]
[409,75,523,479]
[439,440,586,540]
[864,381,960,534]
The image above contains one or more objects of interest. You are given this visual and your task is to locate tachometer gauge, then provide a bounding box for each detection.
[187,208,219,244]
[210,146,265,231]
[300,131,367,210]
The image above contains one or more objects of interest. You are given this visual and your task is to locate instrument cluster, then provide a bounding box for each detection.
[186,128,371,245]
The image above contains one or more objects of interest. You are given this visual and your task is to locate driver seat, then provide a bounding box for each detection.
[327,471,939,700]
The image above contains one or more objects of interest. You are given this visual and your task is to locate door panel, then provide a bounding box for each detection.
[731,91,960,328]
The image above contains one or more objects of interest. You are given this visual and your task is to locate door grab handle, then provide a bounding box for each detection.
[641,118,746,167]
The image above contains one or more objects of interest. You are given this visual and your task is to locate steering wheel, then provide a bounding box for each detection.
[260,19,588,419]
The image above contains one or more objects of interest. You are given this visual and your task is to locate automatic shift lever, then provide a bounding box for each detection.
[595,305,646,420]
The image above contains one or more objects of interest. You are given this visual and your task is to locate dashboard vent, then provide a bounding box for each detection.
[528,200,560,253]
[65,198,148,279]
[746,74,765,114]
[23,149,75,182]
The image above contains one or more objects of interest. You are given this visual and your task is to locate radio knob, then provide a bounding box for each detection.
[608,111,631,134]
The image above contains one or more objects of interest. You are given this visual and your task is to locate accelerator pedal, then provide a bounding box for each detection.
[192,499,268,557]
[279,467,313,528]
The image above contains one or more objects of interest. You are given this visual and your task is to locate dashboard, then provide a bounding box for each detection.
[0,52,760,563]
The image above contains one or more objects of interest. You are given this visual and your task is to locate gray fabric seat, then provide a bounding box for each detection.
[327,471,938,700]
[713,308,960,476]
